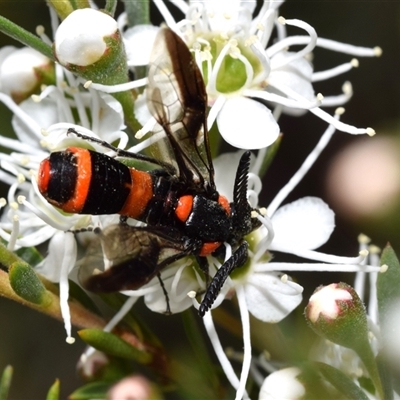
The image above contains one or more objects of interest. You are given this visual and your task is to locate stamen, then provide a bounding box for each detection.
[267,115,337,216]
[7,214,19,251]
[129,131,166,153]
[235,286,251,400]
[104,296,137,333]
[87,78,148,92]
[272,18,317,70]
[263,262,381,273]
[243,88,321,110]
[208,40,234,94]
[35,25,52,45]
[203,312,246,398]
[320,82,353,107]
[135,117,157,139]
[0,93,40,137]
[312,60,358,82]
[254,213,275,262]
[59,232,77,344]
[206,95,226,131]
[267,36,380,58]
[153,0,178,30]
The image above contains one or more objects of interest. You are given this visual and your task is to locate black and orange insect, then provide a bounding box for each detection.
[38,28,261,316]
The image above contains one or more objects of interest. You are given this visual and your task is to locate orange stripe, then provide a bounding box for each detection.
[62,148,92,213]
[38,158,50,195]
[200,241,221,256]
[175,194,193,222]
[120,169,153,219]
[218,195,231,215]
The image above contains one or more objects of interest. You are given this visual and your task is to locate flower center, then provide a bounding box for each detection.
[190,33,263,96]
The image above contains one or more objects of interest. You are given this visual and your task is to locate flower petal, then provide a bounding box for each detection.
[35,231,77,282]
[124,25,159,66]
[213,150,248,201]
[12,97,59,146]
[270,197,335,250]
[244,273,303,322]
[217,97,280,149]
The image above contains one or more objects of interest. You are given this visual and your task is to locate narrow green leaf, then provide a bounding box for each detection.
[316,362,369,400]
[47,0,74,20]
[0,243,20,270]
[78,329,152,364]
[377,244,400,328]
[69,381,112,400]
[122,0,150,26]
[376,352,394,400]
[104,0,118,16]
[15,246,43,267]
[9,261,52,306]
[0,365,13,400]
[46,379,60,400]
[0,16,54,60]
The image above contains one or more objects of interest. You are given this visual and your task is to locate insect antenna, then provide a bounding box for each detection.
[198,242,249,317]
[67,128,176,174]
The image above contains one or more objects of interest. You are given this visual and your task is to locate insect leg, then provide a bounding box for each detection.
[198,241,249,317]
[156,272,171,315]
[66,128,175,173]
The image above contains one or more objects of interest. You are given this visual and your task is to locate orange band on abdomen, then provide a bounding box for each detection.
[62,148,92,213]
[120,169,154,219]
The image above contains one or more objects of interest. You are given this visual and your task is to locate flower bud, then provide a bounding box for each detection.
[54,8,136,131]
[305,282,384,398]
[259,367,305,400]
[54,8,118,67]
[305,282,369,350]
[108,375,162,400]
[0,47,53,103]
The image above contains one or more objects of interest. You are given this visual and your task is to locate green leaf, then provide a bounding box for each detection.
[46,379,60,400]
[47,0,74,20]
[376,352,394,400]
[0,365,13,400]
[69,381,112,400]
[0,16,54,61]
[316,362,370,400]
[15,246,43,267]
[104,0,118,16]
[0,243,20,270]
[377,244,400,328]
[122,0,150,26]
[78,329,152,364]
[9,261,52,306]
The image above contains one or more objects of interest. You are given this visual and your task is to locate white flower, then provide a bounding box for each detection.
[54,8,118,67]
[0,47,52,102]
[121,0,379,150]
[259,367,305,400]
[0,43,127,340]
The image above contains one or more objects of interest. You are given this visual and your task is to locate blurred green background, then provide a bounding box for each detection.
[0,1,399,398]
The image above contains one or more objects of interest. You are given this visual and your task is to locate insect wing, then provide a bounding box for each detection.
[146,28,215,190]
[79,224,189,293]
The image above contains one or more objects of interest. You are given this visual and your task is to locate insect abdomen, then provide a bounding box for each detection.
[38,147,154,219]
